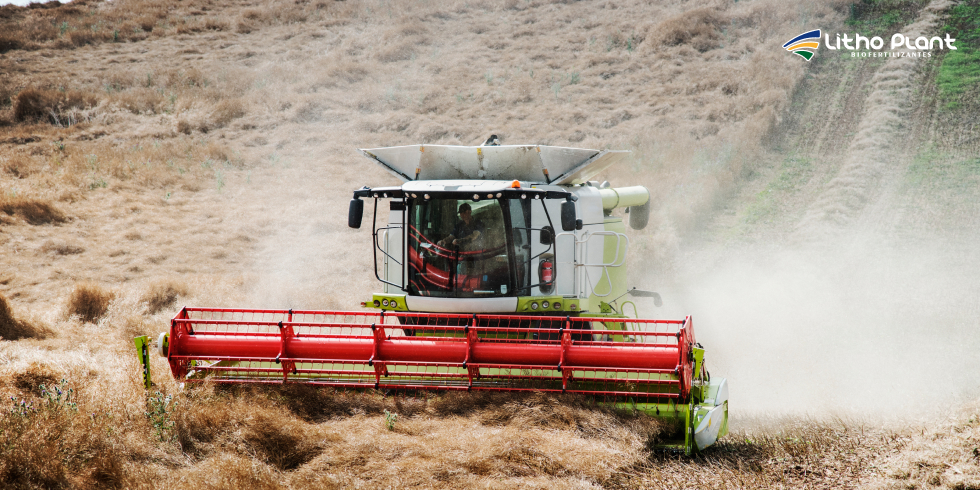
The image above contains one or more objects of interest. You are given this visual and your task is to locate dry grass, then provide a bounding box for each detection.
[13,88,99,124]
[0,196,66,225]
[0,362,930,490]
[2,154,41,179]
[0,33,21,54]
[648,7,729,52]
[0,292,50,340]
[0,0,353,56]
[142,280,190,314]
[12,362,61,395]
[0,363,137,489]
[0,375,926,489]
[66,282,114,323]
[0,398,126,489]
[114,87,164,115]
[239,411,323,471]
[39,240,85,255]
[168,386,661,487]
[0,135,238,198]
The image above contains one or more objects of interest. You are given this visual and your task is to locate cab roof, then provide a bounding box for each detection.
[358,144,629,185]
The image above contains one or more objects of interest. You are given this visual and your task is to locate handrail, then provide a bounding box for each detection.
[375,226,404,266]
[555,230,629,298]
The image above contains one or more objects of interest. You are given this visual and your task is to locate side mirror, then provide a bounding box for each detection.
[560,200,576,232]
[539,225,553,245]
[348,198,364,228]
[628,199,650,230]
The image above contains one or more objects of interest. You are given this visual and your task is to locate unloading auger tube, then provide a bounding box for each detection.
[137,307,728,454]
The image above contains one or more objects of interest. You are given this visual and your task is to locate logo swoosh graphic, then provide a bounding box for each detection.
[783,29,821,48]
[784,29,822,61]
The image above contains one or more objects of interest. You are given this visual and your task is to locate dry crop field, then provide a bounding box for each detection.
[1,0,979,488]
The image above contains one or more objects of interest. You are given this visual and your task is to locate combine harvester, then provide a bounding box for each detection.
[136,138,729,454]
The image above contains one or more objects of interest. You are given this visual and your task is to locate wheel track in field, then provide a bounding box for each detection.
[792,0,956,245]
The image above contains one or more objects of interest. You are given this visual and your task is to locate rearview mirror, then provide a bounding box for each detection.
[560,201,576,232]
[348,198,364,228]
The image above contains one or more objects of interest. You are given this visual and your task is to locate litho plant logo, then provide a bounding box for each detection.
[783,29,822,60]
[783,28,957,59]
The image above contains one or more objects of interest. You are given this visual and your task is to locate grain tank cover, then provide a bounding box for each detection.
[358,144,629,185]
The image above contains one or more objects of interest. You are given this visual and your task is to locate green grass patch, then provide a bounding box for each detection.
[742,191,776,225]
[901,147,980,228]
[846,0,928,36]
[743,156,813,224]
[937,48,980,107]
[937,1,980,109]
[905,146,980,192]
[769,156,814,192]
[943,2,980,47]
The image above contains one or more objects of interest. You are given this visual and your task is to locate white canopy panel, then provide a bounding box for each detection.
[358,144,629,185]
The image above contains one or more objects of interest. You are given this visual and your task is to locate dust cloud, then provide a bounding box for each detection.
[239,147,395,311]
[649,234,980,419]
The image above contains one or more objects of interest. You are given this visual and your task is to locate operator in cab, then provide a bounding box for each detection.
[438,203,485,251]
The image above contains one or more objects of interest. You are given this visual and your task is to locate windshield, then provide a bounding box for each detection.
[408,198,530,298]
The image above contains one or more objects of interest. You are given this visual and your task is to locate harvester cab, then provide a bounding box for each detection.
[141,140,729,455]
[350,143,652,317]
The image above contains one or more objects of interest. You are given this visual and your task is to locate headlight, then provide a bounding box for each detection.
[542,300,550,309]
[554,302,561,309]
[382,299,389,307]
[390,300,397,308]
[530,302,538,310]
